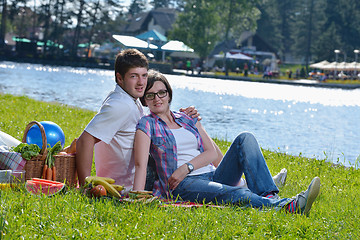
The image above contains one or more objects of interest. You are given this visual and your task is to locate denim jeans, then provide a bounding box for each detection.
[172,132,291,209]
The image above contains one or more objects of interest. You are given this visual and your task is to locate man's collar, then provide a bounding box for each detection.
[115,84,137,102]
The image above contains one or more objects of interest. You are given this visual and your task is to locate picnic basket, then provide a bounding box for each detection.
[22,121,77,186]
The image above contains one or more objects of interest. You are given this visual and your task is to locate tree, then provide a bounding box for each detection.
[52,0,72,55]
[255,0,282,55]
[220,0,260,43]
[324,0,360,61]
[170,0,220,59]
[7,0,32,37]
[128,0,145,16]
[170,0,259,70]
[71,0,85,58]
[216,0,260,75]
[277,0,298,62]
[150,0,171,9]
[172,0,186,10]
[0,0,6,46]
[312,22,341,62]
[38,0,52,56]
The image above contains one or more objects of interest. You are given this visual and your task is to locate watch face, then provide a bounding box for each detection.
[187,163,194,172]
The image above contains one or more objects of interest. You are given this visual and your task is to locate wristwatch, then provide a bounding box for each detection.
[185,163,194,174]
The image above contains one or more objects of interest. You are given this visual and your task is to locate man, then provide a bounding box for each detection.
[76,49,197,190]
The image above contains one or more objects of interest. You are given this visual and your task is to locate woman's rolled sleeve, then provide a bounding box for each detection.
[136,117,151,138]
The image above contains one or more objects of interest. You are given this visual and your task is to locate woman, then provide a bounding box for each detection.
[133,70,320,215]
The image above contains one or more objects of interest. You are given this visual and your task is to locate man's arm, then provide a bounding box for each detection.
[76,131,100,186]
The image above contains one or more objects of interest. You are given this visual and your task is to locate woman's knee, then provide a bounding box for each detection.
[234,132,256,145]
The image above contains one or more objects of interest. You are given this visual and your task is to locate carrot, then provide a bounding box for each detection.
[46,167,53,180]
[52,166,56,181]
[42,164,48,179]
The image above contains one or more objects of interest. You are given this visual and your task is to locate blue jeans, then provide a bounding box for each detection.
[172,132,291,209]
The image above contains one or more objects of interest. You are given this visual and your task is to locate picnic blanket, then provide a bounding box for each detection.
[0,146,26,171]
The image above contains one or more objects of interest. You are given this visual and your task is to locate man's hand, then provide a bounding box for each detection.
[180,106,202,121]
[168,164,188,190]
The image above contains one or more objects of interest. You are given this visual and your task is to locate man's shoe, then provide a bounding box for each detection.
[273,168,287,187]
[293,177,321,215]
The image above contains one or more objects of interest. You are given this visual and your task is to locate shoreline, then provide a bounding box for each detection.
[2,57,360,90]
[171,69,360,90]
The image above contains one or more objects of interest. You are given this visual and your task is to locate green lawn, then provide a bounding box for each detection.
[1,94,359,239]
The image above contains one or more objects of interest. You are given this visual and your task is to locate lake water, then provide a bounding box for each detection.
[1,61,359,167]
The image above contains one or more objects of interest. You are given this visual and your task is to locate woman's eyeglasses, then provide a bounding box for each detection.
[144,90,168,100]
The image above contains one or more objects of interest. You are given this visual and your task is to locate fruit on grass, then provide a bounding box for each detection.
[89,184,107,198]
[112,184,125,192]
[25,178,66,196]
[91,178,121,198]
[84,176,124,198]
[85,176,115,184]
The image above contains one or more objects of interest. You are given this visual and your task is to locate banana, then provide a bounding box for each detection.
[111,184,125,192]
[85,176,115,184]
[92,178,121,198]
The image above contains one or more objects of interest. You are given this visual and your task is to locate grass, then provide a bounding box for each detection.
[1,93,360,239]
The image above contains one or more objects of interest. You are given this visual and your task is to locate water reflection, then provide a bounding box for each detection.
[1,61,359,166]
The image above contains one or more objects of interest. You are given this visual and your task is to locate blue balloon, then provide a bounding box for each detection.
[26,121,65,149]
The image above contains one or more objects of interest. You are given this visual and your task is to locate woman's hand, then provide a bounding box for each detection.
[168,164,189,190]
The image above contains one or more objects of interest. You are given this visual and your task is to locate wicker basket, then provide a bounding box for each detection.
[22,121,77,186]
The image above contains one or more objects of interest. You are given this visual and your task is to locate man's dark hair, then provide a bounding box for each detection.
[114,49,149,82]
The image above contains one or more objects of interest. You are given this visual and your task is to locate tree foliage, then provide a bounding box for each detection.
[257,0,360,63]
[169,0,220,59]
[150,0,171,9]
[170,0,259,59]
[1,0,360,64]
[129,0,146,16]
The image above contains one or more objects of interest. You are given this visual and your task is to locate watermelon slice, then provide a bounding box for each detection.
[25,178,66,196]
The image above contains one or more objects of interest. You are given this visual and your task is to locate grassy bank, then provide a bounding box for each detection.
[1,94,360,239]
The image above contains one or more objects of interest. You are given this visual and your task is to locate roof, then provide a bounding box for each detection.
[125,8,177,34]
[125,12,149,34]
[239,31,277,53]
[209,39,237,56]
[238,31,256,44]
[136,29,167,42]
[151,8,176,31]
[210,31,277,58]
[112,35,158,49]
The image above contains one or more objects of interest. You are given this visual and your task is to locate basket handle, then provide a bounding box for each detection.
[22,121,48,161]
